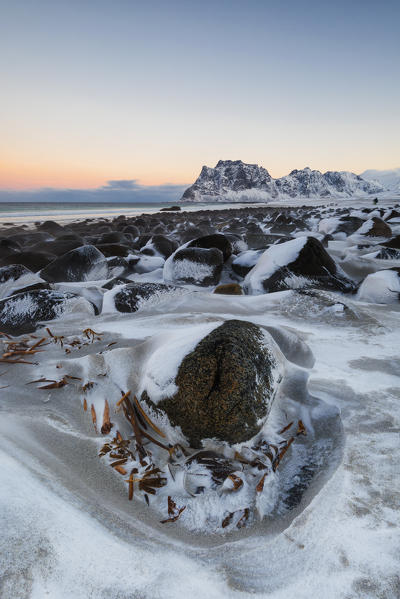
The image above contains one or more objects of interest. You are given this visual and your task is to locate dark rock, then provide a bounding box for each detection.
[164,247,223,286]
[140,235,178,259]
[375,248,400,260]
[246,236,355,294]
[363,217,392,237]
[0,289,95,335]
[37,220,65,235]
[0,251,57,272]
[0,237,21,252]
[102,277,132,290]
[187,233,232,261]
[382,235,400,250]
[160,205,181,211]
[336,216,364,235]
[95,243,131,257]
[112,282,178,312]
[122,224,140,237]
[8,231,55,246]
[142,320,282,447]
[40,245,108,282]
[0,264,32,284]
[213,283,243,295]
[29,239,83,256]
[97,231,127,244]
[231,250,262,277]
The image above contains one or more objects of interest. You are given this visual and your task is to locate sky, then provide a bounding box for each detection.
[0,0,399,202]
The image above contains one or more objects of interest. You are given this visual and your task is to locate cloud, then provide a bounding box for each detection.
[0,181,189,203]
[101,179,140,190]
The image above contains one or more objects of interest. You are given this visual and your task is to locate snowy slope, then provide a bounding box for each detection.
[181,160,386,203]
[361,168,400,194]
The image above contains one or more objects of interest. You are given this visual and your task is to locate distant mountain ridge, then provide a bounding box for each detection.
[181,160,392,203]
[361,168,400,194]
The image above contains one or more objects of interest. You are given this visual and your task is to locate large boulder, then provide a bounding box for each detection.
[163,247,223,286]
[382,235,400,250]
[40,245,108,282]
[0,289,95,335]
[0,250,57,271]
[355,217,392,238]
[244,236,355,294]
[140,235,178,259]
[187,233,232,261]
[141,320,283,447]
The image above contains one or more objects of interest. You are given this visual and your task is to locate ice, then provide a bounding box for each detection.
[1,204,400,598]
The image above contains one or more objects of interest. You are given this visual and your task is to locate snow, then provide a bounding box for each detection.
[244,237,307,294]
[1,200,400,598]
[181,161,389,203]
[137,322,219,404]
[357,270,400,304]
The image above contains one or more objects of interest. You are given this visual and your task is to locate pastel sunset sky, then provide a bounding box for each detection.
[1,0,399,195]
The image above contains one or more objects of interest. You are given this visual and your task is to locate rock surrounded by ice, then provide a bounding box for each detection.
[0,289,95,334]
[163,246,223,286]
[244,236,354,294]
[141,320,284,447]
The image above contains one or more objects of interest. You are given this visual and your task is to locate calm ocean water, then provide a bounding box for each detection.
[0,201,263,224]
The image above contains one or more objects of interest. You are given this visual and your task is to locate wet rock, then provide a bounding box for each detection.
[0,289,95,335]
[40,245,108,283]
[164,247,223,286]
[213,283,243,295]
[142,320,283,447]
[187,233,232,261]
[160,205,181,211]
[111,282,179,312]
[245,236,355,294]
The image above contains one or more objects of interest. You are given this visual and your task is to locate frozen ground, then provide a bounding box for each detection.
[1,198,400,598]
[0,288,399,598]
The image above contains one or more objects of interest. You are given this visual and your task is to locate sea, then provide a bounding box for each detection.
[0,201,265,225]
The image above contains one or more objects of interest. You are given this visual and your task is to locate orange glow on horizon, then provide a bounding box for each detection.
[0,161,191,191]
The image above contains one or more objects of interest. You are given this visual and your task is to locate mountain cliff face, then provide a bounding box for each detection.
[181,160,386,203]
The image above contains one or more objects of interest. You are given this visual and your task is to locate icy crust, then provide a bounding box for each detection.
[59,323,326,534]
[0,290,95,334]
[244,237,307,294]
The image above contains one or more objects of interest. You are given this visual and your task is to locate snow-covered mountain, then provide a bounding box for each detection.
[361,168,400,194]
[180,160,387,203]
[181,160,278,202]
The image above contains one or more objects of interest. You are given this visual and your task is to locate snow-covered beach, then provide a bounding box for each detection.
[1,199,399,598]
